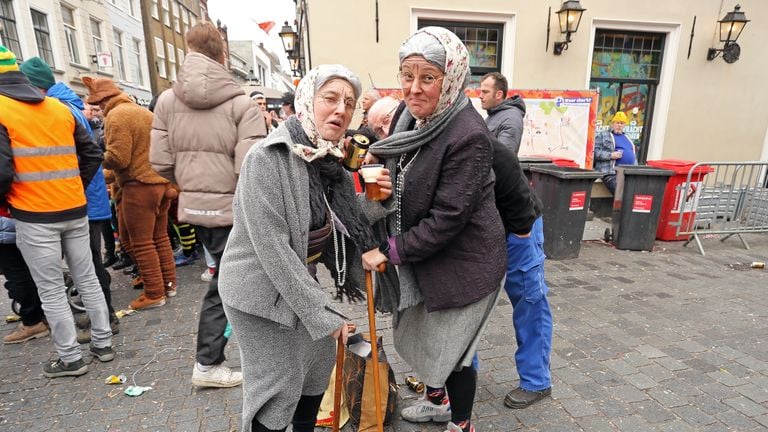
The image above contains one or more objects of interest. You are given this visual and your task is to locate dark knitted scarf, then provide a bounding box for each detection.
[286,117,377,301]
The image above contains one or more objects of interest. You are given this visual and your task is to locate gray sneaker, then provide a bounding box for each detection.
[43,358,88,378]
[90,344,115,362]
[401,396,452,423]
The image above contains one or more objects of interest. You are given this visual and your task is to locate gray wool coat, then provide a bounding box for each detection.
[218,124,360,341]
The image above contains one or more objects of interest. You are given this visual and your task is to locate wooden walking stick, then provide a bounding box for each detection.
[365,268,385,432]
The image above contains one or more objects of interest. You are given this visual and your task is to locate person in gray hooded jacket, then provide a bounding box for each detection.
[219,64,389,432]
[479,72,527,154]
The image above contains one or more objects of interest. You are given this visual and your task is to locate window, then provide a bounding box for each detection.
[166,42,176,81]
[418,19,503,84]
[154,37,166,78]
[150,0,158,19]
[30,10,54,67]
[90,18,103,70]
[161,0,170,27]
[591,31,664,80]
[61,5,80,64]
[1,0,23,60]
[590,30,666,161]
[181,7,189,34]
[127,0,137,17]
[131,38,143,85]
[172,1,180,33]
[177,47,184,66]
[90,19,102,53]
[113,28,125,80]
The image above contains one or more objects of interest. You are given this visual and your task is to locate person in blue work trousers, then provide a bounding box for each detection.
[491,139,553,409]
[593,111,637,194]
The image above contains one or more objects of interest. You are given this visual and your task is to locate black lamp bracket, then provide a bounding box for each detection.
[707,42,741,63]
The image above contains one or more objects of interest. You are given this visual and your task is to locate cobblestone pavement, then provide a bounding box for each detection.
[1,231,767,431]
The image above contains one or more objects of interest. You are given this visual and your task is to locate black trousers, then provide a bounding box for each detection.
[195,225,232,365]
[89,220,114,314]
[0,243,45,326]
[100,201,117,257]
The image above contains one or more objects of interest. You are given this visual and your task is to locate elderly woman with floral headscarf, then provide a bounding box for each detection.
[361,27,507,432]
[218,64,388,432]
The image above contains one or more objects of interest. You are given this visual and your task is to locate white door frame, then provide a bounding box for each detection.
[585,19,683,161]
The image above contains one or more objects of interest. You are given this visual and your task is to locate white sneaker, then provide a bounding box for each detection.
[191,364,242,388]
[200,267,215,282]
[401,395,451,423]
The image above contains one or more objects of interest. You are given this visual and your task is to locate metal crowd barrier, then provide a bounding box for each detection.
[676,161,768,255]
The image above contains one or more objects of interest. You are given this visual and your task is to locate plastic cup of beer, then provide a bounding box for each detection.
[360,164,385,201]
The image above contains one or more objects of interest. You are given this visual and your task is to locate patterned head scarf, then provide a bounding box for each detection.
[292,64,362,162]
[398,26,470,127]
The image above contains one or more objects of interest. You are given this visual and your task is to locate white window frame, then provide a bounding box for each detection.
[0,0,24,60]
[155,37,166,78]
[150,0,159,19]
[127,0,137,17]
[30,9,55,67]
[161,0,170,27]
[113,27,126,81]
[167,41,176,81]
[90,18,103,71]
[172,1,180,33]
[181,7,189,34]
[177,47,184,66]
[131,38,144,85]
[61,4,81,65]
[410,8,515,86]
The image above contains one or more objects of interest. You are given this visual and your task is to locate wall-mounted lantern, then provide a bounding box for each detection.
[553,0,587,55]
[707,4,749,63]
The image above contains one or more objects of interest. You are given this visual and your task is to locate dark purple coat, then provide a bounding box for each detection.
[391,104,507,311]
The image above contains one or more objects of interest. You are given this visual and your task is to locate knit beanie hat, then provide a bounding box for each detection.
[0,45,19,73]
[611,111,629,123]
[82,76,122,104]
[19,57,56,90]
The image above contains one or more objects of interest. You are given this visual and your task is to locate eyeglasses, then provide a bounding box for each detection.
[372,104,399,138]
[398,71,444,88]
[317,92,356,113]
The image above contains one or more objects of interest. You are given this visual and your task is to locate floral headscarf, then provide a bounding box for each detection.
[292,64,361,162]
[400,26,470,128]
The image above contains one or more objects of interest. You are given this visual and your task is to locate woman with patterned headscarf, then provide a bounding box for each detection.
[362,27,507,432]
[218,64,389,432]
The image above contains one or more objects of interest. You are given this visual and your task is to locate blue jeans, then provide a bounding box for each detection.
[503,217,553,391]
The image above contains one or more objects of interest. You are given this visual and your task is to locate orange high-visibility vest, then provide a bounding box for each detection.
[0,94,86,214]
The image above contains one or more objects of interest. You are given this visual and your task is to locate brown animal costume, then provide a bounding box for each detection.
[83,76,177,310]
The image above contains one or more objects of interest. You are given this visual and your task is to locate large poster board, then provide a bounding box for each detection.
[466,89,598,169]
[375,89,598,169]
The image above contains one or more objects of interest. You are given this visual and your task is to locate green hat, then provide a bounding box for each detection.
[20,57,56,89]
[0,45,19,73]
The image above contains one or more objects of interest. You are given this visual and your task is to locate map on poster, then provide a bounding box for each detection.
[375,88,599,168]
[517,90,597,169]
